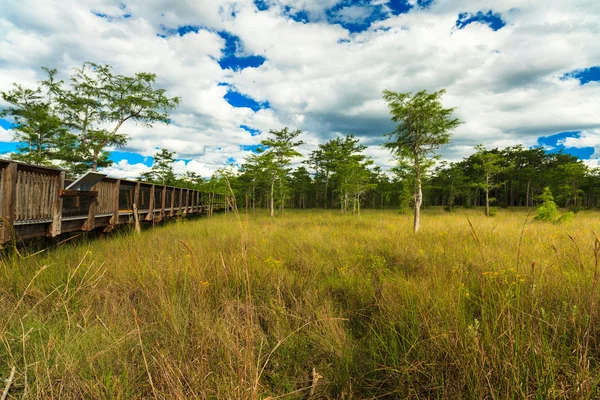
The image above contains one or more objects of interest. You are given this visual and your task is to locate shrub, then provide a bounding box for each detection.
[535,187,571,223]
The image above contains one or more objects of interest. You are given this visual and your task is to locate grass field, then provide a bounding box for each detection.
[2,208,600,399]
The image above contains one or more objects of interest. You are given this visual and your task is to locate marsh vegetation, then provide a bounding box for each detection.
[2,209,600,398]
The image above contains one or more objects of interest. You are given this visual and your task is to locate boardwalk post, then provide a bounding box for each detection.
[170,188,175,217]
[0,163,18,244]
[178,189,183,215]
[109,179,121,229]
[134,182,140,212]
[160,186,166,220]
[133,203,141,234]
[146,184,155,221]
[83,186,98,231]
[183,189,189,216]
[50,171,65,237]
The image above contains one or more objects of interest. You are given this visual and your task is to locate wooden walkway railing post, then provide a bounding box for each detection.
[160,186,166,220]
[178,189,183,215]
[169,188,175,217]
[133,182,140,212]
[0,163,17,243]
[50,171,65,237]
[108,179,120,232]
[146,184,155,221]
[83,185,98,231]
[184,189,189,215]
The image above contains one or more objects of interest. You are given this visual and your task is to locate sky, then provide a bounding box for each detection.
[1,0,599,178]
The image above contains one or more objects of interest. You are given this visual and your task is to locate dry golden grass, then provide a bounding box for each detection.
[2,208,600,399]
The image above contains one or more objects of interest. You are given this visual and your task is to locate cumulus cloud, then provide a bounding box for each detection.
[560,130,600,158]
[1,0,599,177]
[0,126,12,142]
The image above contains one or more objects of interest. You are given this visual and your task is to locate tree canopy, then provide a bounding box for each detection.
[383,89,461,231]
[1,63,179,175]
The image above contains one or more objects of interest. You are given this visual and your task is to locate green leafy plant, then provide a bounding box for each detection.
[535,187,574,223]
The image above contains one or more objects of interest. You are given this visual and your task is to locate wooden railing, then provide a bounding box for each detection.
[0,160,228,244]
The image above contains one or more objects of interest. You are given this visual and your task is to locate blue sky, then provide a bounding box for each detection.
[1,0,599,177]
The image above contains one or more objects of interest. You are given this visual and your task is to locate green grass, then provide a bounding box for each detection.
[2,208,600,399]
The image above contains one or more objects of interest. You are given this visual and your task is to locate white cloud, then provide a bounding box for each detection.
[101,159,150,179]
[560,129,600,158]
[0,126,13,142]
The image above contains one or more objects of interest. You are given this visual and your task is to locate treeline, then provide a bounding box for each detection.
[4,66,596,217]
[142,130,600,214]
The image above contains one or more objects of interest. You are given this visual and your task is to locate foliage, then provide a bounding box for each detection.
[471,145,510,216]
[382,88,461,231]
[1,63,179,175]
[139,148,177,185]
[535,187,574,223]
[0,69,76,165]
[257,127,304,216]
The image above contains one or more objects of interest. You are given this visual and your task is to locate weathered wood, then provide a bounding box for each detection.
[0,163,17,243]
[160,186,166,218]
[178,189,183,214]
[60,190,98,197]
[110,179,121,225]
[15,170,22,221]
[183,189,189,215]
[0,162,222,244]
[50,171,65,237]
[133,203,141,234]
[83,184,98,231]
[146,185,155,221]
[169,188,175,217]
[134,182,140,210]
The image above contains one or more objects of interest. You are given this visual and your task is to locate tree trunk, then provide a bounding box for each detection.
[270,179,275,217]
[526,179,530,208]
[324,173,329,209]
[252,183,256,214]
[279,180,284,214]
[414,176,422,232]
[485,189,490,217]
[345,192,349,213]
[92,150,99,171]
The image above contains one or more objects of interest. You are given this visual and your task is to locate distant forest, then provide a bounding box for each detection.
[142,133,597,214]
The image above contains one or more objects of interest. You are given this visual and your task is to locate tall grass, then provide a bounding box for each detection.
[2,209,600,398]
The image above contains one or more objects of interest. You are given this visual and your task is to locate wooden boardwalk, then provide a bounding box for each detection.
[0,160,227,245]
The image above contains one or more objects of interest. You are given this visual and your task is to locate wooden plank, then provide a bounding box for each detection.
[83,184,98,231]
[169,188,175,217]
[50,171,65,237]
[110,179,120,225]
[60,190,98,197]
[160,186,166,220]
[134,182,140,211]
[179,188,183,213]
[133,203,141,234]
[0,163,18,243]
[183,189,189,215]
